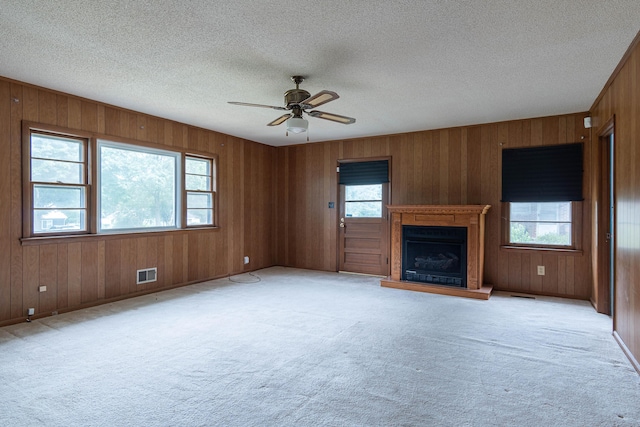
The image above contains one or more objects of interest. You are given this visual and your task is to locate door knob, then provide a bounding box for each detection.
[339,223,345,228]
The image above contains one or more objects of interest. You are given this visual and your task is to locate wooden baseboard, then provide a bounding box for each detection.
[381,278,493,300]
[0,269,254,328]
[613,331,640,376]
[492,286,590,302]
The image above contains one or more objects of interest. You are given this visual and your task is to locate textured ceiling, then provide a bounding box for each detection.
[1,1,638,147]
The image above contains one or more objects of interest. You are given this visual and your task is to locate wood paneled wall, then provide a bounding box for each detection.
[275,113,593,299]
[0,77,275,325]
[0,76,614,333]
[590,32,640,372]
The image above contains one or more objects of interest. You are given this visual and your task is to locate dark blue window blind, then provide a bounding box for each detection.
[339,160,389,185]
[502,143,583,202]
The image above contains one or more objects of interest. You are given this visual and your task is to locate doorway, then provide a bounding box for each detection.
[337,159,390,276]
[596,121,615,316]
[607,133,615,316]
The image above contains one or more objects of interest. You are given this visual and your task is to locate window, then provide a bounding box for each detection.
[345,184,383,218]
[98,141,179,232]
[501,143,583,249]
[28,132,88,235]
[339,159,389,218]
[23,123,218,238]
[509,202,572,246]
[185,156,215,226]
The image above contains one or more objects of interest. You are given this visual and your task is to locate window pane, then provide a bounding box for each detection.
[34,185,86,209]
[100,145,177,230]
[187,209,213,226]
[32,159,83,184]
[34,209,86,233]
[187,193,212,209]
[510,202,571,222]
[509,202,572,246]
[185,175,211,191]
[31,134,82,162]
[346,201,382,218]
[510,222,571,246]
[345,184,382,201]
[186,157,210,175]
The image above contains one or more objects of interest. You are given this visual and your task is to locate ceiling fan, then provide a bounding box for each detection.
[228,76,356,134]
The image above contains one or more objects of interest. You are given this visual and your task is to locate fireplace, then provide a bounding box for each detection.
[402,226,467,287]
[382,205,492,299]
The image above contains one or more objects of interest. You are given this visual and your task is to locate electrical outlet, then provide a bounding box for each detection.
[39,285,47,292]
[243,256,249,264]
[537,265,545,276]
[28,308,35,316]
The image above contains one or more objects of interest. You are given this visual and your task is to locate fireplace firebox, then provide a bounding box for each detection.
[402,226,467,287]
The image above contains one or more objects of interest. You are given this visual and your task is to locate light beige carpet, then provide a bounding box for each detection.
[1,266,639,426]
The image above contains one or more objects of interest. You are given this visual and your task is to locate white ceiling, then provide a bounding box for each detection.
[1,1,638,147]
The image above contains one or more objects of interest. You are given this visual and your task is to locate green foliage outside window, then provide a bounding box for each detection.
[100,145,176,230]
[510,223,570,246]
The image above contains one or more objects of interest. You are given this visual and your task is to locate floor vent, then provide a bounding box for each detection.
[137,268,157,284]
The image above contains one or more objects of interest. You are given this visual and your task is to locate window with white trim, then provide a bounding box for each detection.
[98,141,180,232]
[185,156,215,226]
[344,184,383,218]
[28,132,89,235]
[23,123,218,238]
[509,202,572,246]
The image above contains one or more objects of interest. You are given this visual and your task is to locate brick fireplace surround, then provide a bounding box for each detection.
[381,205,493,300]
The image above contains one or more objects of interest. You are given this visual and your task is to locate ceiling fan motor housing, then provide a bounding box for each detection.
[284,89,311,109]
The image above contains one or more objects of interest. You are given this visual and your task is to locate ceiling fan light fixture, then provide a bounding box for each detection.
[286,117,308,133]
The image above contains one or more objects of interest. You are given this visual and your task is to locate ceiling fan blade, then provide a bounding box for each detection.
[308,110,356,124]
[228,101,287,111]
[267,114,292,126]
[301,90,339,108]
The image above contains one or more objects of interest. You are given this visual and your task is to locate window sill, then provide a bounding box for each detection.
[500,245,583,256]
[20,226,220,246]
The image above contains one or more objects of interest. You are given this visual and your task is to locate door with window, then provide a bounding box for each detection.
[338,160,390,276]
